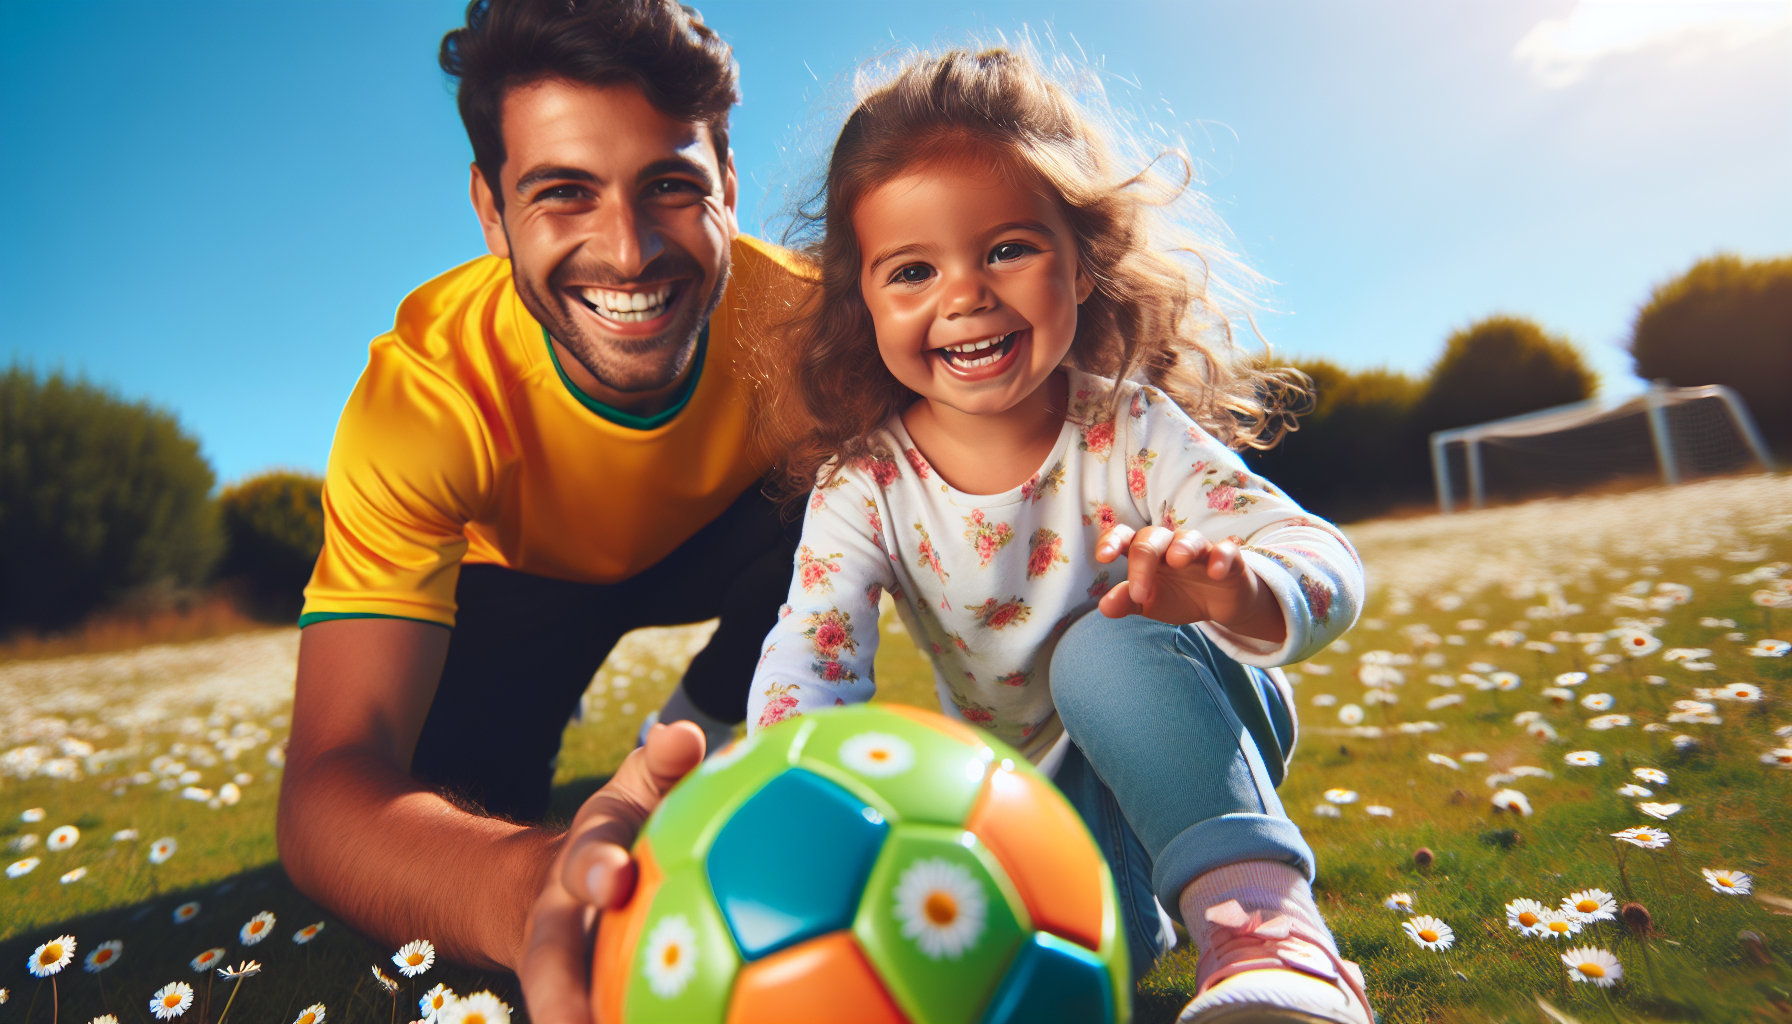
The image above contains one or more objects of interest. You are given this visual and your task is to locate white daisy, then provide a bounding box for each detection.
[190,949,224,972]
[1564,751,1602,767]
[1506,898,1548,936]
[1313,804,1341,818]
[47,826,80,851]
[84,940,122,973]
[1514,710,1542,725]
[393,939,435,977]
[1761,748,1792,767]
[21,808,45,823]
[1702,868,1752,895]
[1460,752,1489,763]
[1310,694,1338,707]
[1527,721,1559,741]
[1383,892,1415,913]
[419,984,454,1022]
[1492,672,1523,691]
[641,915,699,998]
[1323,788,1358,805]
[112,829,138,842]
[292,1003,326,1024]
[1610,826,1670,849]
[1718,683,1762,702]
[29,935,76,976]
[1538,909,1583,940]
[1427,753,1461,770]
[1747,639,1790,657]
[92,1016,120,1024]
[438,990,509,1024]
[1633,767,1668,785]
[838,733,916,778]
[1562,889,1617,923]
[217,960,261,981]
[150,981,194,1019]
[1614,629,1661,657]
[1337,704,1365,726]
[372,966,398,994]
[148,837,177,864]
[1587,714,1631,731]
[1562,946,1623,987]
[1366,805,1394,818]
[173,902,201,924]
[60,867,87,884]
[1542,687,1575,703]
[1617,784,1652,797]
[1554,672,1588,687]
[698,735,759,774]
[1580,693,1614,711]
[1402,915,1454,950]
[7,857,41,878]
[893,858,988,960]
[1637,802,1682,820]
[292,922,324,944]
[241,911,276,945]
[1492,789,1533,816]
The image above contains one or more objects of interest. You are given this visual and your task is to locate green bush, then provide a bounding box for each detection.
[0,367,221,630]
[1629,253,1792,452]
[1247,359,1427,522]
[1409,315,1597,439]
[217,470,325,620]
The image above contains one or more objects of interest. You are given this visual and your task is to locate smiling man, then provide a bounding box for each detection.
[275,1,806,1021]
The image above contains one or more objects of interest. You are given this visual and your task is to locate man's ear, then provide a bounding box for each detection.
[469,163,511,259]
[722,148,740,240]
[1074,263,1096,304]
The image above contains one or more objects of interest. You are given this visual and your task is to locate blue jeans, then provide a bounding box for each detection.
[1049,613,1314,980]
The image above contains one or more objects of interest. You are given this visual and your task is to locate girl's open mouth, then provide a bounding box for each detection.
[935,331,1019,371]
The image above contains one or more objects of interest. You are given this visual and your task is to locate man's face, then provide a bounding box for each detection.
[472,78,737,393]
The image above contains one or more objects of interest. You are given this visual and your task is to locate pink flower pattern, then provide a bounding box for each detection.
[1026,528,1069,579]
[857,451,900,488]
[797,546,843,593]
[1021,462,1065,503]
[995,670,1031,687]
[1299,574,1333,624]
[1126,448,1157,501]
[1083,501,1120,532]
[962,509,1014,567]
[970,596,1032,630]
[803,608,858,660]
[904,448,931,479]
[1080,419,1115,459]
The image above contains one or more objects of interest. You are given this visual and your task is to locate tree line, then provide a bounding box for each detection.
[1,253,1785,634]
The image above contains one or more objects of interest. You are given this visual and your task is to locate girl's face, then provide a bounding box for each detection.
[853,159,1092,418]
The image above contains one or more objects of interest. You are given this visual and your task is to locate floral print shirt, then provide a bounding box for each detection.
[746,369,1363,761]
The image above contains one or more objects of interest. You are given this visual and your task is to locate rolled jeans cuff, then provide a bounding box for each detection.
[1152,811,1317,923]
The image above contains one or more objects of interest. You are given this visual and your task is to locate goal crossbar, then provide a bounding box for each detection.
[1429,383,1776,513]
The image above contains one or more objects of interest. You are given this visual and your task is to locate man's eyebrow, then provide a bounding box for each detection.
[514,166,599,197]
[637,156,717,193]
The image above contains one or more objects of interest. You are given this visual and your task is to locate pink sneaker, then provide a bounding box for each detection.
[1176,900,1373,1024]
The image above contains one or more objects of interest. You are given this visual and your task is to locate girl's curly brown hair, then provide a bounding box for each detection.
[754,45,1308,507]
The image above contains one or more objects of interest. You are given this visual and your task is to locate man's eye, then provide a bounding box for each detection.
[991,242,1036,263]
[649,179,701,197]
[894,264,934,285]
[540,186,588,201]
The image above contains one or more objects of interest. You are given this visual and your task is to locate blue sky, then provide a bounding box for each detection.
[2,0,1787,485]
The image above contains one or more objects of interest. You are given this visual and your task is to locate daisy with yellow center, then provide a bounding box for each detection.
[439,990,510,1024]
[1383,892,1415,913]
[1618,783,1651,796]
[191,949,224,972]
[173,903,201,924]
[7,857,40,878]
[372,966,398,994]
[1563,750,1602,767]
[1610,826,1670,849]
[1538,909,1582,939]
[393,939,436,977]
[1579,693,1614,712]
[92,1016,120,1024]
[1322,788,1358,805]
[60,867,88,884]
[29,935,76,977]
[1402,915,1453,950]
[148,838,177,864]
[47,826,80,851]
[1702,868,1752,895]
[292,1004,326,1024]
[838,733,916,777]
[894,857,989,960]
[84,940,122,973]
[1561,946,1622,987]
[1638,802,1682,820]
[1632,767,1667,785]
[419,984,454,1022]
[1761,748,1792,767]
[293,922,324,944]
[641,915,699,998]
[1562,889,1616,923]
[149,981,194,1019]
[1505,898,1547,937]
[240,911,275,945]
[1720,682,1763,701]
[1491,789,1533,816]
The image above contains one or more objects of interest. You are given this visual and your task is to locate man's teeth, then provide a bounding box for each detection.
[940,333,1012,368]
[580,284,674,322]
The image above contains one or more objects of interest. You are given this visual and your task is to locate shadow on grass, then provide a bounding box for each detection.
[1,863,526,1024]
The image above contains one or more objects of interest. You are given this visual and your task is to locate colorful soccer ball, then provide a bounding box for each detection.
[592,703,1128,1024]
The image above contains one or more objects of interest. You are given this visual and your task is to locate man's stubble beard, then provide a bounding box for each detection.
[514,241,731,394]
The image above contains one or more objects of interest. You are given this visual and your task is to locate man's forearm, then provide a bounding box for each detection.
[278,745,560,971]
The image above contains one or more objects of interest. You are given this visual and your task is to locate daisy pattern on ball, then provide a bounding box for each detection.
[1323,788,1358,804]
[1562,889,1616,923]
[1402,915,1454,950]
[292,1004,326,1024]
[438,991,509,1024]
[29,935,75,976]
[698,736,759,774]
[240,911,275,945]
[1562,946,1622,987]
[419,984,454,1022]
[1383,892,1415,913]
[190,949,224,973]
[84,940,122,972]
[1537,909,1583,940]
[1633,767,1668,785]
[1702,868,1752,895]
[837,732,916,777]
[893,857,988,960]
[1563,750,1602,767]
[173,902,200,924]
[641,915,699,997]
[1506,898,1548,936]
[1611,826,1670,848]
[393,940,435,977]
[150,981,194,1019]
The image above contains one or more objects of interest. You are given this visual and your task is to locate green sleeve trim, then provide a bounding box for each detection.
[296,611,451,629]
[542,324,707,431]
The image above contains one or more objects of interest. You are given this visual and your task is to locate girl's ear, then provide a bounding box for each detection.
[1074,263,1096,304]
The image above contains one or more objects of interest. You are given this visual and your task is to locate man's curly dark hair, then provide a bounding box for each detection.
[440,0,738,209]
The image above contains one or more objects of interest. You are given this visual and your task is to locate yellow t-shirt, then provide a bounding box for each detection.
[300,235,808,628]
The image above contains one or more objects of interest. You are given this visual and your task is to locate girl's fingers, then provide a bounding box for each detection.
[1127,526,1174,604]
[1094,524,1136,563]
[1099,580,1139,618]
[1207,539,1243,581]
[1164,530,1209,570]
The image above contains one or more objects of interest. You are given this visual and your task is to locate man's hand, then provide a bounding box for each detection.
[1094,524,1287,645]
[518,721,707,1024]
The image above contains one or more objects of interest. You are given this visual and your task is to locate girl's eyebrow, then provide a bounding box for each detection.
[865,242,930,276]
[865,220,1058,276]
[985,219,1057,238]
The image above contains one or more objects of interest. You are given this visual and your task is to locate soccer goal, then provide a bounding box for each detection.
[1429,382,1777,513]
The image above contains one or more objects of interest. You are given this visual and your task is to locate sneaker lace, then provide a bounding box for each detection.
[1197,900,1371,1016]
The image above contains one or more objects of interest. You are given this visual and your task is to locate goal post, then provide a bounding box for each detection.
[1430,382,1777,514]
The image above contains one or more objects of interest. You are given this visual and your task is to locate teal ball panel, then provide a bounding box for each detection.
[979,932,1116,1024]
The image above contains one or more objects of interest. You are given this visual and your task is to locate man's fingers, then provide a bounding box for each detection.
[519,888,597,1024]
[1094,524,1136,564]
[642,719,706,789]
[560,720,706,909]
[562,836,636,909]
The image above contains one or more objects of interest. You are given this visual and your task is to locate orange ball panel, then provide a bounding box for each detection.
[591,838,665,1024]
[726,932,910,1024]
[966,766,1105,951]
[880,703,985,747]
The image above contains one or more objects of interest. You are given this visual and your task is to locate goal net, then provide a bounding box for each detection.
[1430,383,1776,513]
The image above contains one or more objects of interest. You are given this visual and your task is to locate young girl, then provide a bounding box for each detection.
[747,47,1371,1024]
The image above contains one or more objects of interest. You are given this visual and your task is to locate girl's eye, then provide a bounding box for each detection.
[991,242,1036,263]
[894,264,934,285]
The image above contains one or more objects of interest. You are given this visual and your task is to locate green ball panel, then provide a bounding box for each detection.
[852,824,1030,1024]
[643,717,818,872]
[800,706,994,826]
[1094,855,1129,1020]
[622,864,741,1024]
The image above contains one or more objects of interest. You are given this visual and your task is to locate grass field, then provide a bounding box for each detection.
[3,473,1789,1024]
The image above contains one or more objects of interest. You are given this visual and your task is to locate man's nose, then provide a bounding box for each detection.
[591,198,664,279]
[939,268,997,320]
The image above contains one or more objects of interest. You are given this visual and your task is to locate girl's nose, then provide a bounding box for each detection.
[939,270,997,320]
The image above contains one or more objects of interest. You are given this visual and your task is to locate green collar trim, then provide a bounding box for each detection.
[543,324,707,431]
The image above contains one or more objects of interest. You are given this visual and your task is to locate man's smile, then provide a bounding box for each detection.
[573,281,686,328]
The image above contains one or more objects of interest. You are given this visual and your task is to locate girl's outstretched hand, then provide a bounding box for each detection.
[1094,524,1287,644]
